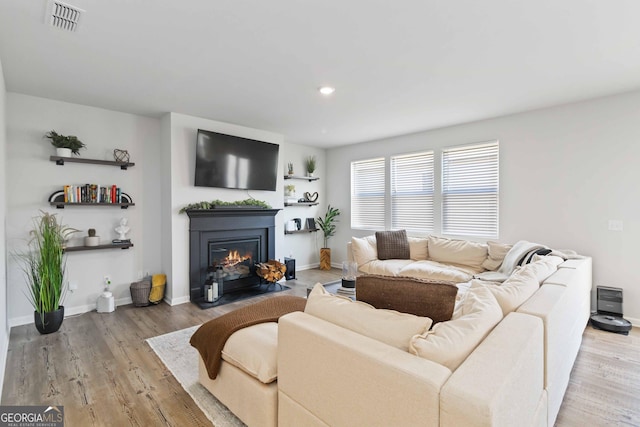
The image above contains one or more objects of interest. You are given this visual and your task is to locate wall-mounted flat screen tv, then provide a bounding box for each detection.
[195,129,280,191]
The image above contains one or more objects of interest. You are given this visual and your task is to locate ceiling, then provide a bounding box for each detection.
[1,0,640,148]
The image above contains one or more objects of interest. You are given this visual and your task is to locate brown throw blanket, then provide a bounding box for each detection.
[190,295,307,379]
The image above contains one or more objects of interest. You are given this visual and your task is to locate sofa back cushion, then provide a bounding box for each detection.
[356,275,458,323]
[427,236,488,270]
[409,284,503,371]
[485,256,564,316]
[305,284,432,352]
[351,236,378,267]
[408,237,429,260]
[376,230,410,260]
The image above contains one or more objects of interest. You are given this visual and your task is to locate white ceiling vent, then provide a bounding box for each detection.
[46,0,84,32]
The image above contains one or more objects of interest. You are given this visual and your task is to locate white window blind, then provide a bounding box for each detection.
[351,158,385,229]
[442,141,499,238]
[391,151,434,232]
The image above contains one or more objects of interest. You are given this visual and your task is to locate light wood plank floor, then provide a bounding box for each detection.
[2,268,639,426]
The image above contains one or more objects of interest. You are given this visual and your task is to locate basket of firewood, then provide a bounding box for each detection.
[255,259,287,283]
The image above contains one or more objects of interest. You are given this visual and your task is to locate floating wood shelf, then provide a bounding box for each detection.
[284,175,319,182]
[50,156,135,170]
[64,242,134,252]
[284,202,319,207]
[50,202,134,209]
[285,229,319,235]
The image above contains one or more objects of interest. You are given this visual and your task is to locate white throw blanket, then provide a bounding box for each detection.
[475,240,547,282]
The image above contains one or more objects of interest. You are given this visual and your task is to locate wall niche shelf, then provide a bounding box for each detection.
[284,175,319,182]
[50,156,135,170]
[50,202,134,209]
[284,202,319,207]
[285,229,319,235]
[64,242,134,252]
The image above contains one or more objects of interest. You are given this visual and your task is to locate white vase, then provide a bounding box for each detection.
[56,147,72,157]
[84,236,100,247]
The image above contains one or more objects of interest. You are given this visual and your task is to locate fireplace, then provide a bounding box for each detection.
[187,208,280,305]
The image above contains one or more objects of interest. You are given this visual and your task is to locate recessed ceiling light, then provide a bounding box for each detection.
[319,86,335,96]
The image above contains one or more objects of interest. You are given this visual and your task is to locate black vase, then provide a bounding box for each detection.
[34,306,64,334]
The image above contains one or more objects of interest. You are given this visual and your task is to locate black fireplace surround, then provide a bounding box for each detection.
[187,208,280,304]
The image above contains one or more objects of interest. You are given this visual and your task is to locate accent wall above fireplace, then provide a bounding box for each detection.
[186,208,280,305]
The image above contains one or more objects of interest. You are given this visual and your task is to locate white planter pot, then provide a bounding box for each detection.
[84,236,100,247]
[56,147,72,157]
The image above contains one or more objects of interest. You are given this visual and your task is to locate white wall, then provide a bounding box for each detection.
[327,90,640,323]
[0,56,9,397]
[280,142,327,269]
[164,113,285,304]
[5,94,162,325]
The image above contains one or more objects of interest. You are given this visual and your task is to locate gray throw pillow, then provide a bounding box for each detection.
[376,230,410,260]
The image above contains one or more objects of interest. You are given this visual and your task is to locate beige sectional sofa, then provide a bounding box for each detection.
[197,234,592,427]
[276,235,592,426]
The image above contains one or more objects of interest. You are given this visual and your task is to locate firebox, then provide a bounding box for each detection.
[187,207,280,306]
[209,238,259,282]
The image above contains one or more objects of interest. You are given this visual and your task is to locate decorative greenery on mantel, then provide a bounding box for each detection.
[179,199,271,213]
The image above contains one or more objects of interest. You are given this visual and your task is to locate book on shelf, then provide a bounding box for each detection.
[60,184,127,203]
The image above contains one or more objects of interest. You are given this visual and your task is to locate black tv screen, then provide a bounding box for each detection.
[195,129,280,191]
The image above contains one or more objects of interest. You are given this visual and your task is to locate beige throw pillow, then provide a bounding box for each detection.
[427,236,488,270]
[305,283,433,352]
[482,241,513,271]
[408,237,429,260]
[409,284,503,371]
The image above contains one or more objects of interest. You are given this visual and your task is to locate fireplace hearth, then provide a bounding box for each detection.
[187,208,280,306]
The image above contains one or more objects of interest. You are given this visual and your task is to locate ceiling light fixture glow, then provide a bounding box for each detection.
[319,86,335,95]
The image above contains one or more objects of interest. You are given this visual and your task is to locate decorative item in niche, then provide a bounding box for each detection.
[45,130,86,157]
[114,217,130,241]
[113,149,130,163]
[287,162,294,175]
[305,155,317,177]
[85,228,100,247]
[303,192,319,202]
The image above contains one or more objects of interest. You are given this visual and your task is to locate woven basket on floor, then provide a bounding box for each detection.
[130,279,151,307]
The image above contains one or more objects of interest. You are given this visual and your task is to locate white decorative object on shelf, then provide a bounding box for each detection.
[115,217,130,240]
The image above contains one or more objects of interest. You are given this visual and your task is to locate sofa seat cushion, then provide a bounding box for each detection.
[409,284,503,371]
[305,284,433,352]
[427,236,488,270]
[398,260,476,283]
[358,259,414,276]
[356,275,458,323]
[221,322,278,384]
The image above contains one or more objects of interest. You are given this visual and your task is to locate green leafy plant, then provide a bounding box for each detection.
[15,212,78,322]
[179,198,271,213]
[306,155,317,174]
[316,205,340,248]
[287,162,294,174]
[44,130,86,155]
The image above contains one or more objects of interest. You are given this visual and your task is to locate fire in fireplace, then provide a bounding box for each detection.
[210,238,259,282]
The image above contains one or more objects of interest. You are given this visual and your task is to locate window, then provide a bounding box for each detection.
[391,151,434,232]
[442,141,499,238]
[351,158,385,229]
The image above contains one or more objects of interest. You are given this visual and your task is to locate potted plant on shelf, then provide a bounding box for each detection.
[316,205,340,270]
[287,162,294,175]
[306,155,317,177]
[44,130,86,157]
[15,211,77,334]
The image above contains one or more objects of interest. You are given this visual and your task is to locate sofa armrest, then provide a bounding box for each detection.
[440,312,545,427]
[278,311,451,427]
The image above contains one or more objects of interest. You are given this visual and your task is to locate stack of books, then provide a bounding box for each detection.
[336,286,356,297]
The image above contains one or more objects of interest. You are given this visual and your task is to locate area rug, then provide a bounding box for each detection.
[146,326,245,426]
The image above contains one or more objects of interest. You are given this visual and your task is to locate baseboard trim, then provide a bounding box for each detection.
[624,316,640,327]
[8,296,136,327]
